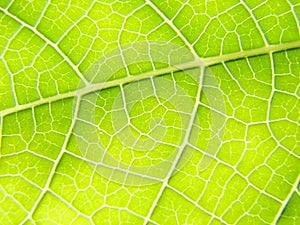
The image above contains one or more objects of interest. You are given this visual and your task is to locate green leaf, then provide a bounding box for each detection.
[0,0,299,225]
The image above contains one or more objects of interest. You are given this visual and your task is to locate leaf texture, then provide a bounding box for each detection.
[0,0,299,224]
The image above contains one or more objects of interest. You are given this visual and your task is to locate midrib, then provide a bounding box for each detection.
[1,40,299,117]
[203,40,300,65]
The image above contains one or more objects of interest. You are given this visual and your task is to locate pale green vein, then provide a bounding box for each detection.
[203,40,300,65]
[0,8,90,86]
[20,97,81,223]
[273,174,300,224]
[0,41,299,118]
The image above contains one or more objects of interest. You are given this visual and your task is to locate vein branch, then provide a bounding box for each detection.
[0,8,90,86]
[272,174,300,224]
[0,41,299,117]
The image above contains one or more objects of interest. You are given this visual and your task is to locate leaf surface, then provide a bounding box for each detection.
[0,0,299,224]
